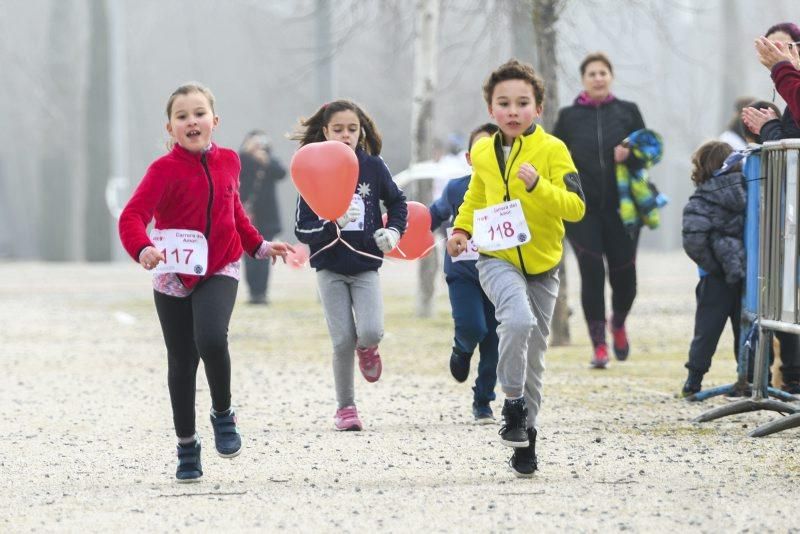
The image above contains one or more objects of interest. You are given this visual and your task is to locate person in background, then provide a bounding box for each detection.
[553,52,646,369]
[239,130,287,305]
[720,96,757,151]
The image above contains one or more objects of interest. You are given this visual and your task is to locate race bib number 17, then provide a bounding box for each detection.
[149,228,208,276]
[471,199,531,252]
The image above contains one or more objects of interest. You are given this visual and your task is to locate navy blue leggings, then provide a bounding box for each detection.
[446,273,498,404]
[153,276,238,438]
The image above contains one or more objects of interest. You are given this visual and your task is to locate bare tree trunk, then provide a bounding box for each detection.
[410,0,439,318]
[532,0,571,345]
[41,1,81,261]
[85,0,111,262]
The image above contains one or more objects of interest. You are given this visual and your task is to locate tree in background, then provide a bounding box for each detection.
[84,0,112,261]
[411,0,440,318]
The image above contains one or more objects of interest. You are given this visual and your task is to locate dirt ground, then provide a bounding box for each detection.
[2,249,799,533]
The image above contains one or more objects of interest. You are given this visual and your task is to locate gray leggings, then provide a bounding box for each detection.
[477,257,559,429]
[316,269,384,408]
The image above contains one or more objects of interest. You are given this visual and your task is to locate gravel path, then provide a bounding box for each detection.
[1,251,798,532]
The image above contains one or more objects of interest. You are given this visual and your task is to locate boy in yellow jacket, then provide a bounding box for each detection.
[447,59,585,477]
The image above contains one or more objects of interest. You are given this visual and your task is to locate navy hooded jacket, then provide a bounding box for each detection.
[429,175,479,283]
[294,148,407,275]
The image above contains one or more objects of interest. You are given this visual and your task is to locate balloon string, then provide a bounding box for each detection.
[307,224,384,263]
[306,225,445,264]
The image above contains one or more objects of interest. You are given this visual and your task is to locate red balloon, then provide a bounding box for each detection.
[383,201,436,260]
[286,243,310,270]
[290,141,359,220]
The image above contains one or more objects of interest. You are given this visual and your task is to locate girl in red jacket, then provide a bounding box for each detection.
[118,82,293,483]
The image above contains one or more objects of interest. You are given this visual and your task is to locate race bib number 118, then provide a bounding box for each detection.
[471,199,531,252]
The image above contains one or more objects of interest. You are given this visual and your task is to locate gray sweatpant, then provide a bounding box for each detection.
[477,256,559,429]
[316,269,384,408]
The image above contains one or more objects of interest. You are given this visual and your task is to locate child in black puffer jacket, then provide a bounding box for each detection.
[681,140,746,396]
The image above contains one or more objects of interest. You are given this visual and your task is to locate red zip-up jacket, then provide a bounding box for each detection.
[772,61,800,127]
[119,143,264,290]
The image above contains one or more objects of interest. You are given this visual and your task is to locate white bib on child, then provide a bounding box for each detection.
[149,228,208,276]
[471,199,531,252]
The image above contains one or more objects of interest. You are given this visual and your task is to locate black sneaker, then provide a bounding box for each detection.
[450,348,472,383]
[210,408,242,458]
[472,402,495,425]
[681,379,701,399]
[176,439,203,483]
[509,428,538,478]
[499,398,529,447]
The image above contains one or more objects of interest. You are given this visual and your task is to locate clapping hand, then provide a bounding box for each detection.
[742,106,779,136]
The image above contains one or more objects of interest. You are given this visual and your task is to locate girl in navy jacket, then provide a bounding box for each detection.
[293,100,407,431]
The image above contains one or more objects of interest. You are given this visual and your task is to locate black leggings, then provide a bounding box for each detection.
[153,275,238,438]
[566,208,639,325]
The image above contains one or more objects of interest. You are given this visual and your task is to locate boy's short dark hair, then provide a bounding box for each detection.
[482,59,545,107]
[691,140,734,186]
[467,123,499,150]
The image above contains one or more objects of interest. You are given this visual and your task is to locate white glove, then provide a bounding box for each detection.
[373,228,400,253]
[336,200,362,228]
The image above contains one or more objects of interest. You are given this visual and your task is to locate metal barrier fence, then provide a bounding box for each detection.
[693,141,800,434]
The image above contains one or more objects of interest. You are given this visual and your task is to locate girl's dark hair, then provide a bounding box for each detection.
[725,96,757,139]
[290,100,382,155]
[580,52,613,76]
[691,140,734,186]
[482,59,545,107]
[765,22,800,42]
[467,123,499,149]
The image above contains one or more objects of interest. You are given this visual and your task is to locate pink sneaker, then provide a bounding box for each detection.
[610,324,630,361]
[334,406,363,431]
[590,344,609,369]
[356,346,382,382]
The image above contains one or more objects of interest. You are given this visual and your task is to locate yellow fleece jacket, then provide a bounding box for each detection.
[453,125,585,275]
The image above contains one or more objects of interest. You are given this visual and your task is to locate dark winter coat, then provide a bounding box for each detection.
[239,151,286,238]
[681,170,746,284]
[553,97,645,211]
[760,106,800,142]
[294,148,407,275]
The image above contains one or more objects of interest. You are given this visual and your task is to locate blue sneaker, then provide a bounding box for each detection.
[210,408,241,458]
[176,439,202,483]
[472,402,495,424]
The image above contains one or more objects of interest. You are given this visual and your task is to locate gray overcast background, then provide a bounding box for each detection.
[0,0,796,259]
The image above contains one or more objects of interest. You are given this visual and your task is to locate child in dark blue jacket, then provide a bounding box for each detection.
[430,123,500,423]
[681,140,746,396]
[293,100,407,431]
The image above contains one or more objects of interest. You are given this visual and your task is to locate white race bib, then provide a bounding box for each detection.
[447,227,479,262]
[149,228,208,276]
[341,194,366,232]
[472,199,531,251]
